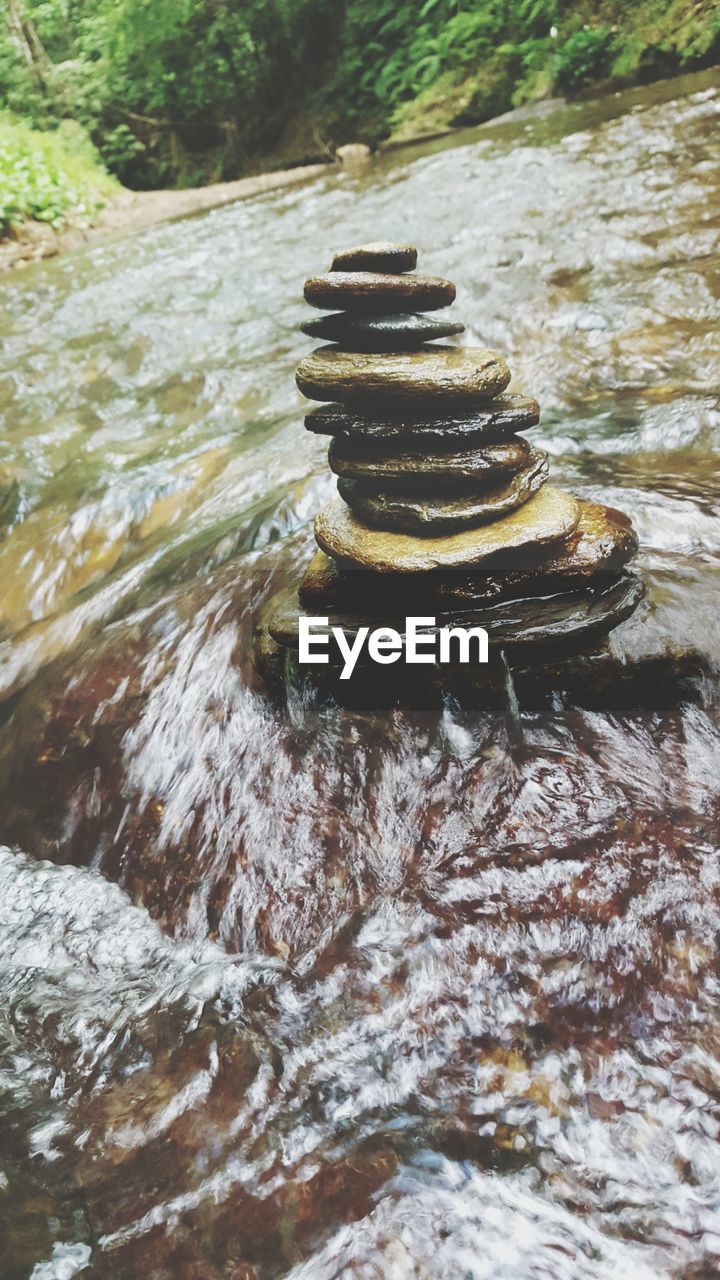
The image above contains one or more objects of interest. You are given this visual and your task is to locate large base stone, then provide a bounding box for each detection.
[265,573,643,659]
[314,487,580,572]
[301,501,639,609]
[253,620,706,712]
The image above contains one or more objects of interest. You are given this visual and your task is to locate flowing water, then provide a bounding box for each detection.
[0,68,719,1279]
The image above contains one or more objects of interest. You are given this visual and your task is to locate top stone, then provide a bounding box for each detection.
[304,272,456,314]
[331,242,418,273]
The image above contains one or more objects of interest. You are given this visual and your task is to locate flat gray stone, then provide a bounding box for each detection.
[305,395,540,445]
[304,272,455,314]
[330,242,417,272]
[328,433,532,486]
[300,311,465,350]
[337,448,549,532]
[296,346,510,405]
[314,487,580,572]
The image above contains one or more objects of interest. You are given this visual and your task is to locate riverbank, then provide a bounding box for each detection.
[3,60,718,276]
[0,160,330,273]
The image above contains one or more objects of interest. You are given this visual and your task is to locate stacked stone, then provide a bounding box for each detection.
[262,241,642,677]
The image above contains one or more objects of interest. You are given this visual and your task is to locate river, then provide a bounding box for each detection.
[0,68,719,1279]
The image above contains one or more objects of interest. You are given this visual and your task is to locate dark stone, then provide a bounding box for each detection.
[296,346,510,405]
[300,502,640,610]
[303,272,456,314]
[330,242,418,273]
[314,487,580,571]
[300,312,465,350]
[329,433,531,487]
[256,626,704,709]
[266,571,644,655]
[305,395,541,446]
[337,449,548,532]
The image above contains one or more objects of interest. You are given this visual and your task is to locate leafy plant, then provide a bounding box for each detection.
[0,0,718,193]
[554,25,616,93]
[0,113,117,235]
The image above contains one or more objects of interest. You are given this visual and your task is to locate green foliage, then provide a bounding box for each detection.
[0,0,718,194]
[0,113,118,236]
[554,26,616,93]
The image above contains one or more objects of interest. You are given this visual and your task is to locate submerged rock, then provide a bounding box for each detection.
[337,448,549,531]
[296,346,511,404]
[305,395,541,444]
[328,432,531,485]
[330,242,418,272]
[304,272,456,313]
[314,487,580,572]
[300,311,465,350]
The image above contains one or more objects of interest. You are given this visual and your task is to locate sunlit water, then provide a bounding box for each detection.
[0,69,719,1278]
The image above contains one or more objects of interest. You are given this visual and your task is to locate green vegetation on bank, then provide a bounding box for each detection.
[324,0,720,143]
[0,114,118,236]
[1,0,719,198]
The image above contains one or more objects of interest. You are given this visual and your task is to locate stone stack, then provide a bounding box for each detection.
[259,241,642,682]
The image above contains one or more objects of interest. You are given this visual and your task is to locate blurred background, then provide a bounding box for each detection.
[1,0,719,240]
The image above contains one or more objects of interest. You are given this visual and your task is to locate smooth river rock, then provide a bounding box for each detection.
[296,346,511,405]
[300,311,465,350]
[314,486,579,572]
[267,572,643,655]
[330,242,417,272]
[328,433,532,486]
[303,272,456,314]
[305,395,540,445]
[300,502,639,610]
[336,448,549,532]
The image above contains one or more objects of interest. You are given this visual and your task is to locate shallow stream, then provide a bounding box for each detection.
[0,68,719,1279]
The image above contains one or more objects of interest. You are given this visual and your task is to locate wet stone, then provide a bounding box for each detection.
[337,448,549,532]
[305,395,541,445]
[330,242,418,273]
[300,502,640,610]
[296,346,511,405]
[328,433,532,486]
[314,486,580,572]
[300,311,465,351]
[266,571,644,656]
[304,272,456,314]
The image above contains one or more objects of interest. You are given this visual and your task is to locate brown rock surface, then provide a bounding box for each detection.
[314,486,579,572]
[296,346,510,405]
[330,242,418,272]
[337,448,549,532]
[303,272,455,313]
[267,572,644,654]
[301,502,639,609]
[328,433,531,485]
[305,395,540,444]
